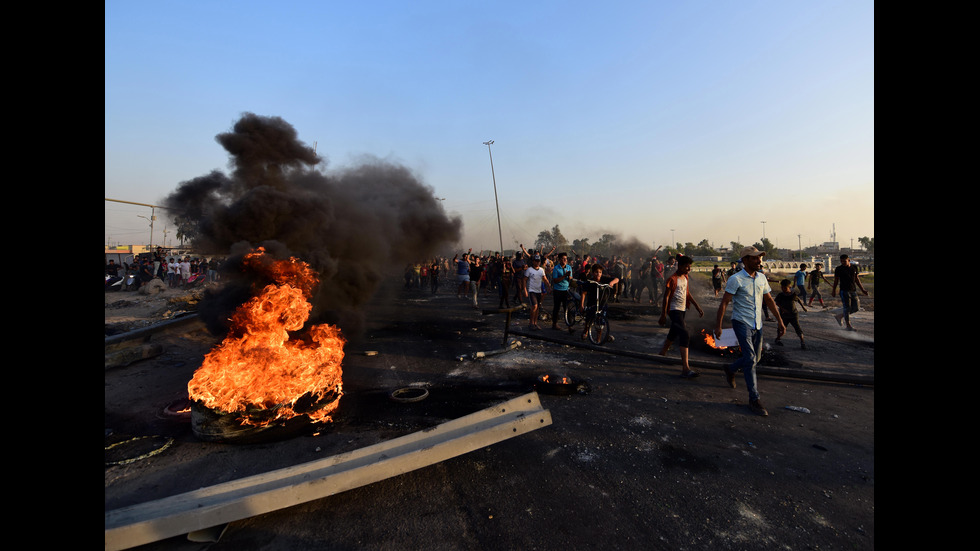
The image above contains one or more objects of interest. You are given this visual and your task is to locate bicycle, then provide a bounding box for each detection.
[578,280,614,345]
[563,283,583,329]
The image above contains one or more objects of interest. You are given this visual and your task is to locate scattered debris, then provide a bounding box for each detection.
[456,340,522,361]
[105,436,175,466]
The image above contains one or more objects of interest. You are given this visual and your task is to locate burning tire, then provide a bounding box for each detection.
[186,250,346,444]
[588,318,609,345]
[190,396,336,444]
[535,374,591,395]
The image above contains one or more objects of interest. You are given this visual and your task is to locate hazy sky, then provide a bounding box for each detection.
[105,1,873,254]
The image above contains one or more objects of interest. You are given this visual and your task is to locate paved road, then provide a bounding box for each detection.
[105,281,874,550]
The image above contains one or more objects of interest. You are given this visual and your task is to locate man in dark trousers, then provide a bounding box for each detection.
[831,254,868,331]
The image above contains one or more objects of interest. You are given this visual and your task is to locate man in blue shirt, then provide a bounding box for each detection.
[550,252,573,330]
[793,263,808,303]
[453,250,471,299]
[714,246,785,416]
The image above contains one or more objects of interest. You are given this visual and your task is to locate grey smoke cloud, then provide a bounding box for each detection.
[164,113,462,335]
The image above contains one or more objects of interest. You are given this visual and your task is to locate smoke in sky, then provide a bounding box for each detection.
[164,113,462,335]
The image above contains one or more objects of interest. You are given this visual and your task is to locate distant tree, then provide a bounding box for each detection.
[752,237,778,259]
[173,213,200,246]
[858,236,874,256]
[534,225,568,253]
[729,241,744,262]
[730,241,743,251]
[669,241,714,258]
[593,233,618,258]
[692,239,717,257]
[570,238,591,257]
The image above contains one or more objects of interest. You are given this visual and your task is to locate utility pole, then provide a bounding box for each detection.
[483,140,504,255]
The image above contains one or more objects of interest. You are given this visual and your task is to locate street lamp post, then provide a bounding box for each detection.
[138,212,157,249]
[483,140,505,255]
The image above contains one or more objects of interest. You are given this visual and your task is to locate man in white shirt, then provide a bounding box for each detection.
[714,247,785,416]
[523,255,549,330]
[179,257,191,287]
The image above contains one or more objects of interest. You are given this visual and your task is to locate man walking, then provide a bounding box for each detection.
[714,246,785,416]
[831,254,868,330]
[793,263,808,303]
[453,250,471,299]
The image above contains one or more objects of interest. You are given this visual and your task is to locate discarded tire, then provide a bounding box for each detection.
[390,387,429,403]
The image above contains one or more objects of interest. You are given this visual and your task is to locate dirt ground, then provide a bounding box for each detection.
[105,274,874,550]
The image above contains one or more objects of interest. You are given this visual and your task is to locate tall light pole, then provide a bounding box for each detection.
[483,140,504,255]
[137,214,155,248]
[760,220,767,241]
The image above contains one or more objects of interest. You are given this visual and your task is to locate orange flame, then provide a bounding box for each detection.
[701,329,722,349]
[701,329,734,352]
[187,249,344,426]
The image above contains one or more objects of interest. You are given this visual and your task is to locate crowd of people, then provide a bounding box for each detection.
[105,251,222,292]
[403,246,692,311]
[408,246,869,418]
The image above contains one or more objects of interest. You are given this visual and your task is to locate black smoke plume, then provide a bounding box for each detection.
[164,113,462,335]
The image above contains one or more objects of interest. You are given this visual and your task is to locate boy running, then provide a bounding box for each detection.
[807,263,832,307]
[774,279,808,349]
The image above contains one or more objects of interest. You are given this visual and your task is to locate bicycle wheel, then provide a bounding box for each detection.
[564,303,579,328]
[588,316,609,345]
